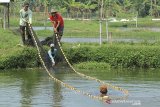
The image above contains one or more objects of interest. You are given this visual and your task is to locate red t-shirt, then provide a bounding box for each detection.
[50,13,64,28]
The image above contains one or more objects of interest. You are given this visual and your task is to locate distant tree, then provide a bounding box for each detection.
[103,0,121,17]
[13,0,160,18]
[149,0,160,17]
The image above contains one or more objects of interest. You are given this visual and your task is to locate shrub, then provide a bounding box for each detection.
[64,45,160,68]
[0,47,39,69]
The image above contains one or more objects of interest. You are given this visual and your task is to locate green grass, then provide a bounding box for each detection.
[0,28,40,69]
[1,27,160,69]
[33,19,160,42]
[35,30,53,37]
[0,28,22,57]
[2,16,160,69]
[110,29,160,40]
[0,29,19,47]
[7,14,160,41]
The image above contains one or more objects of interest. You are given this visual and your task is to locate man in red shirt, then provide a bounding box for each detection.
[49,9,64,42]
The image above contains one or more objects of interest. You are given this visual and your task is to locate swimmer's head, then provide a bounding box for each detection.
[100,85,108,95]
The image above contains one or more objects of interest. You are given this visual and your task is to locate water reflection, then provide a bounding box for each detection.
[51,70,66,107]
[19,70,41,107]
[52,82,62,107]
[2,69,42,107]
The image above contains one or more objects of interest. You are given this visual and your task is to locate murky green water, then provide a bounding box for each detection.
[0,68,160,107]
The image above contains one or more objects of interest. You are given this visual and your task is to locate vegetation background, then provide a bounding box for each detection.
[3,0,160,18]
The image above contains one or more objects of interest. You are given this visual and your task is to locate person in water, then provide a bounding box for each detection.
[100,85,108,97]
[99,85,111,104]
[48,43,57,66]
[100,85,110,100]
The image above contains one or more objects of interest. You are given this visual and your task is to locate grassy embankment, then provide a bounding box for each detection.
[64,43,160,69]
[1,17,160,69]
[0,28,39,69]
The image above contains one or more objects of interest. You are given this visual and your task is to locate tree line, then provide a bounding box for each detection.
[12,0,160,18]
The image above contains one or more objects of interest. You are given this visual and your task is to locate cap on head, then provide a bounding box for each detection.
[50,43,54,47]
[51,9,57,13]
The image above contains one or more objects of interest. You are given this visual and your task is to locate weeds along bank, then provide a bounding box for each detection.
[1,43,160,69]
[0,47,39,69]
[64,44,160,68]
[0,28,38,69]
[1,28,160,69]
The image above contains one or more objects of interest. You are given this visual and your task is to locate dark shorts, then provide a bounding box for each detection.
[19,25,34,46]
[57,26,64,36]
[20,26,26,34]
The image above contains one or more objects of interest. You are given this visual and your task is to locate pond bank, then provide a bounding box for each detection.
[1,44,160,69]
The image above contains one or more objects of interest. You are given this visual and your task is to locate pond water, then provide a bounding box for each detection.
[33,27,159,43]
[0,68,160,107]
[33,27,160,32]
[61,38,145,43]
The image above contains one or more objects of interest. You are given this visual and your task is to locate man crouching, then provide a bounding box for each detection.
[48,43,57,66]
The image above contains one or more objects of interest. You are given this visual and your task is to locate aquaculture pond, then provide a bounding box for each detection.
[0,68,160,107]
[33,26,160,43]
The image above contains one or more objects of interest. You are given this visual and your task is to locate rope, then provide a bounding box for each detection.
[27,22,129,101]
[28,0,128,100]
[55,33,129,100]
[27,23,106,101]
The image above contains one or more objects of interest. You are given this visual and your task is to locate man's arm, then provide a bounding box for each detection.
[52,21,56,31]
[55,15,61,32]
[49,15,57,32]
[48,50,55,65]
[28,10,32,24]
[55,21,60,32]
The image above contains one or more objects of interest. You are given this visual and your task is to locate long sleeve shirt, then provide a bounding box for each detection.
[48,49,57,64]
[19,8,32,26]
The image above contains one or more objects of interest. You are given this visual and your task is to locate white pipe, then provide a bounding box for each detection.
[99,0,103,46]
[106,20,109,42]
[99,20,102,45]
[3,5,6,30]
